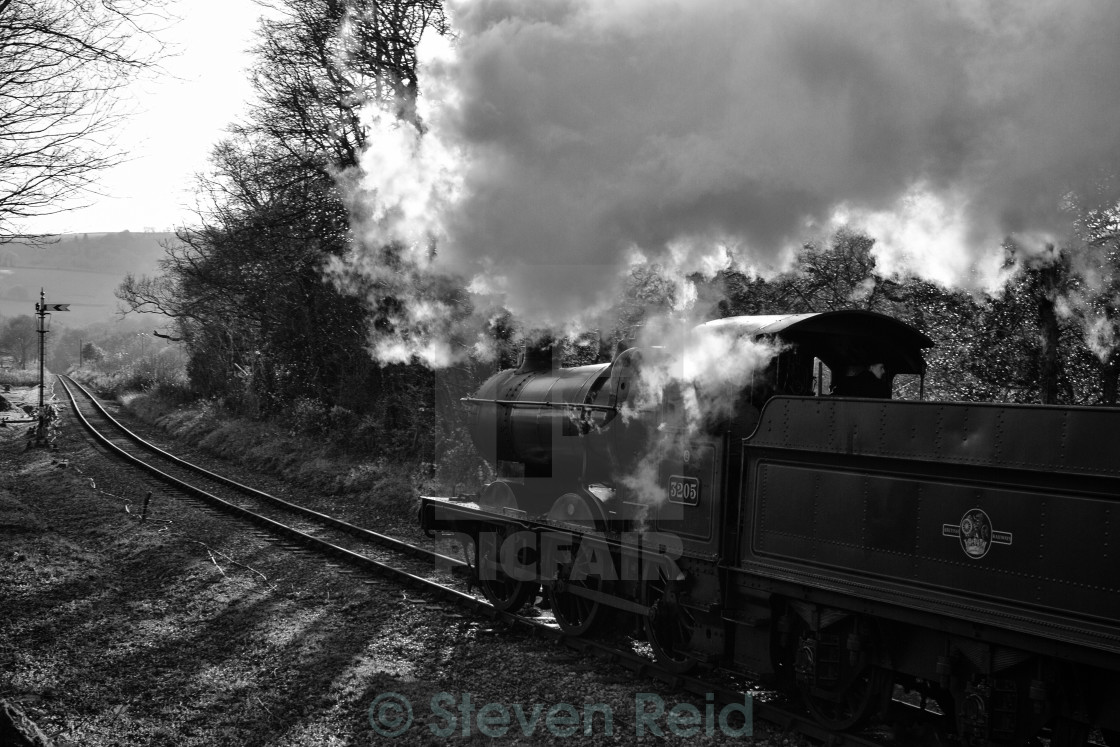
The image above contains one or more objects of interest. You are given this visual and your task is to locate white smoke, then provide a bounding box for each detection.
[1057,235,1120,366]
[1083,314,1118,364]
[338,0,1120,363]
[621,318,783,427]
[616,316,783,505]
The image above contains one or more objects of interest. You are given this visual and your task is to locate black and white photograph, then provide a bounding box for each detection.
[3,1,1120,745]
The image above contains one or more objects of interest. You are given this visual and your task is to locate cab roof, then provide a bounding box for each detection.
[696,310,934,375]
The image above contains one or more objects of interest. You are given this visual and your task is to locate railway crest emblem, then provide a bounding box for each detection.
[942,509,1013,559]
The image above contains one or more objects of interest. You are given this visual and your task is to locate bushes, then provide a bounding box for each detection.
[282,395,427,462]
[287,396,330,435]
[121,388,424,521]
[73,346,189,399]
[0,369,41,387]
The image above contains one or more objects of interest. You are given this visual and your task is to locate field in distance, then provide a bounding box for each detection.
[0,232,172,325]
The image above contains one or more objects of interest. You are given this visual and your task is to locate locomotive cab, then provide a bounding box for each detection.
[694,310,933,404]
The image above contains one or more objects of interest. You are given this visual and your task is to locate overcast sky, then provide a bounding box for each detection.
[22,0,264,235]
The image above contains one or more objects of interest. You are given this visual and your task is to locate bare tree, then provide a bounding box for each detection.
[0,314,38,368]
[246,0,447,172]
[0,0,170,242]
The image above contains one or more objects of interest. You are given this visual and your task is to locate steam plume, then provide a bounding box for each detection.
[615,319,783,505]
[341,0,1120,360]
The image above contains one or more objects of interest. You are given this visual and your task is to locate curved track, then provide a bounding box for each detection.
[58,374,901,747]
[58,374,464,580]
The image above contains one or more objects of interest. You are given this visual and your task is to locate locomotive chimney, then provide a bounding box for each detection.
[515,335,559,373]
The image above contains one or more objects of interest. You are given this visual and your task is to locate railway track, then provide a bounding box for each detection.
[58,374,460,580]
[56,373,916,746]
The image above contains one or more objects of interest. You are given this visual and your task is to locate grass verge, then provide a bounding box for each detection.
[119,389,423,524]
[0,369,43,388]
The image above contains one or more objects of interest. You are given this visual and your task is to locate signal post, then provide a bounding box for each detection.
[33,289,69,446]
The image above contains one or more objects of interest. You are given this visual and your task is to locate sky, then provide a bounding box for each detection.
[21,0,265,235]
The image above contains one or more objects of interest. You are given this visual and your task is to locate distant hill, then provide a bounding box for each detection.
[0,231,175,325]
[0,231,175,274]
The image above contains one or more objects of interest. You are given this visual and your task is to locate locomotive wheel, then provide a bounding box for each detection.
[478,481,519,512]
[642,567,698,674]
[790,615,891,731]
[800,661,890,732]
[477,525,538,614]
[1048,718,1089,747]
[547,491,609,532]
[547,575,608,636]
[545,492,611,635]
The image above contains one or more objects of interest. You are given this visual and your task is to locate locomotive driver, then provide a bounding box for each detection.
[833,362,890,398]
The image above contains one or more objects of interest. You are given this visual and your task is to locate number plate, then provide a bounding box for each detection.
[667,475,700,506]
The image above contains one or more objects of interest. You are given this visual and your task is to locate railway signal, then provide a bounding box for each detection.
[32,290,69,447]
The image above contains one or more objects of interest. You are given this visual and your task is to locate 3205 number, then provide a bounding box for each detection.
[667,475,700,506]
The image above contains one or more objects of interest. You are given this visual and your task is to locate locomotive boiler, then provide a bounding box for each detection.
[419,309,1120,745]
[460,338,643,506]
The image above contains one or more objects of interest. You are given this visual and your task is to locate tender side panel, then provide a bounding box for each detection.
[741,396,1120,656]
[751,461,1120,623]
[750,396,1120,477]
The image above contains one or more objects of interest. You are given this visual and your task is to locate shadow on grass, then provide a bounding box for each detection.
[1,508,408,746]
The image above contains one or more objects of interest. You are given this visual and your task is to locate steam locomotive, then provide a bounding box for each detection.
[419,310,1120,745]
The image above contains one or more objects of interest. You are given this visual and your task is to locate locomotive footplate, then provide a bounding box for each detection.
[419,495,687,608]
